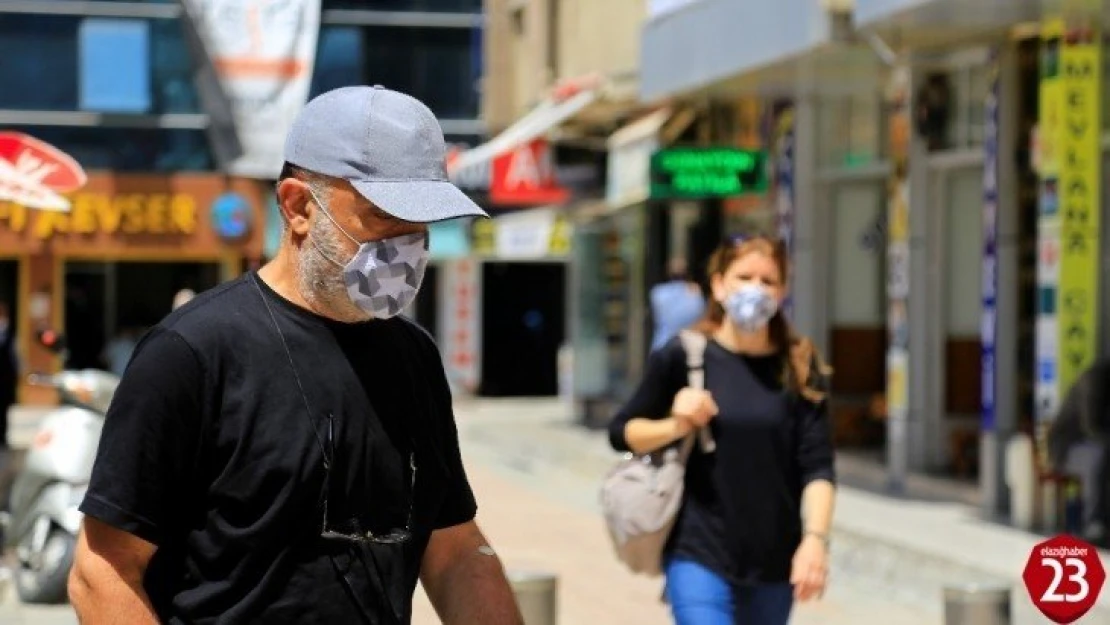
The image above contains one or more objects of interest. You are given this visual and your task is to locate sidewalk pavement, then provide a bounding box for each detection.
[3,399,1107,624]
[410,454,934,625]
[448,397,1110,625]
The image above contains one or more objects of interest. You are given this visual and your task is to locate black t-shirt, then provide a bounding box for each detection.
[80,272,477,625]
[608,336,835,585]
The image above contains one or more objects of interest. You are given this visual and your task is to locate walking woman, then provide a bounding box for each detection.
[608,234,837,625]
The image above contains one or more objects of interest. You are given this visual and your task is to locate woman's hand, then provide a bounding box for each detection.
[790,533,829,602]
[670,387,718,429]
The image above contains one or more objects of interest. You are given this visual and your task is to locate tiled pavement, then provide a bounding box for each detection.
[409,458,937,625]
[3,399,1108,623]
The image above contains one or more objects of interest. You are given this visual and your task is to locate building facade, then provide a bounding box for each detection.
[638,0,1110,531]
[0,0,485,403]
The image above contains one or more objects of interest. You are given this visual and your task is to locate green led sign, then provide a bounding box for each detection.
[650,147,768,199]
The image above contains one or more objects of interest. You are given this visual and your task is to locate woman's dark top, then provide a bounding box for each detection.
[608,335,836,585]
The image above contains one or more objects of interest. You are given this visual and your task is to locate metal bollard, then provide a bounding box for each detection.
[508,570,558,625]
[943,583,1011,625]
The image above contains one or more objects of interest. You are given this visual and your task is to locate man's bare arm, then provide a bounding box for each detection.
[420,520,522,625]
[69,517,159,624]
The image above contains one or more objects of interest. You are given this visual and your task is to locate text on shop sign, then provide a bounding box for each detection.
[650,147,767,199]
[0,193,197,239]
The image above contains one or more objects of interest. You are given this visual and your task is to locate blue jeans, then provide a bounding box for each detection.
[664,558,794,625]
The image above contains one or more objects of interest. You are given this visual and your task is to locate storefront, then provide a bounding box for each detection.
[0,172,266,404]
[467,207,572,398]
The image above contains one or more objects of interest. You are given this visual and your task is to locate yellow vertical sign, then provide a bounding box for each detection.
[1057,24,1101,393]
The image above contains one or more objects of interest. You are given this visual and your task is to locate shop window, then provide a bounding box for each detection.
[945,63,990,149]
[305,24,478,118]
[149,19,203,114]
[0,14,80,110]
[921,51,991,152]
[0,13,202,114]
[79,19,152,113]
[361,26,480,118]
[310,26,366,98]
[3,126,213,172]
[817,93,884,168]
[944,169,983,336]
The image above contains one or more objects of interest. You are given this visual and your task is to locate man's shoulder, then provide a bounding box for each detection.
[392,316,438,350]
[155,276,260,349]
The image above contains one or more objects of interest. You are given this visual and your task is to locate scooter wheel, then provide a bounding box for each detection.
[15,525,74,605]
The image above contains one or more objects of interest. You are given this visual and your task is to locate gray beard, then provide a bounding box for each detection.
[295,216,374,323]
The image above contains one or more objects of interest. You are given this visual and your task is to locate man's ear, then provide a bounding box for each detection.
[277,178,313,237]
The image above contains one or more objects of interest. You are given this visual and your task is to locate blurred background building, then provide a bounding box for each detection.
[0,0,483,401]
[1,0,1108,535]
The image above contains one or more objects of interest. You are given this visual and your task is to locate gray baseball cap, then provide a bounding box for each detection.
[284,85,488,223]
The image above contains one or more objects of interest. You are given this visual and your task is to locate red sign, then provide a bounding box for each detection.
[0,132,87,211]
[490,139,570,206]
[1023,534,1106,623]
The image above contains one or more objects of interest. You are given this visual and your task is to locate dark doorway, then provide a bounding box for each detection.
[64,261,221,371]
[479,262,566,397]
[64,264,107,370]
[412,264,439,339]
[0,261,17,339]
[114,261,221,329]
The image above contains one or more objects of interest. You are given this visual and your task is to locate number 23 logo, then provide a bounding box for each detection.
[1041,557,1090,603]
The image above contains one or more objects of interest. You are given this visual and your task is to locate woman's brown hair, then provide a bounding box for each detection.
[697,234,833,403]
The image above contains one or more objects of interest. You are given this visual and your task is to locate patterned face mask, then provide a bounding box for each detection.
[310,190,429,319]
[723,284,779,332]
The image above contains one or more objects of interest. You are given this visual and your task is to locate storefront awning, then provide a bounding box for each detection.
[607,107,672,150]
[854,0,1044,47]
[640,0,858,101]
[448,88,599,175]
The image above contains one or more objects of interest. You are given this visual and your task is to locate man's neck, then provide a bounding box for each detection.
[257,250,328,318]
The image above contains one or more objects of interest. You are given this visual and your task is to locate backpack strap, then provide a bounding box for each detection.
[677,330,716,454]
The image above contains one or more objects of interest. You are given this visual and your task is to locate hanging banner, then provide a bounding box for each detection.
[1056,18,1101,401]
[1034,18,1065,434]
[981,50,1000,433]
[180,0,321,179]
[768,100,796,320]
[885,64,912,487]
[442,259,481,393]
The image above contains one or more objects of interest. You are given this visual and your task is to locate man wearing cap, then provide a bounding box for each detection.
[68,87,522,624]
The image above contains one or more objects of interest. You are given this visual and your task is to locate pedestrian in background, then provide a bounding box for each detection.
[171,288,195,311]
[0,301,15,449]
[649,257,706,353]
[609,234,837,625]
[68,86,522,624]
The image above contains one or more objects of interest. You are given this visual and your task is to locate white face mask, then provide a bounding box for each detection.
[309,190,429,319]
[724,284,779,332]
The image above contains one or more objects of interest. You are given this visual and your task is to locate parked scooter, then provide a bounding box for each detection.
[0,331,119,604]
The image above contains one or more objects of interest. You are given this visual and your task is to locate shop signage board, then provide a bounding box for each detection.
[1055,19,1101,400]
[2,192,200,239]
[489,139,570,206]
[0,132,88,212]
[470,209,571,259]
[649,147,768,200]
[0,173,267,259]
